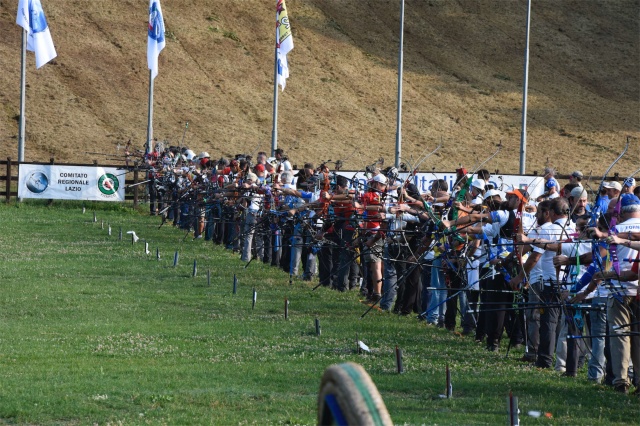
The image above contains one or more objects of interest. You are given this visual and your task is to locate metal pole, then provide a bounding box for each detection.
[519,0,532,174]
[18,29,27,202]
[18,29,27,163]
[146,69,154,154]
[394,0,405,168]
[271,45,279,157]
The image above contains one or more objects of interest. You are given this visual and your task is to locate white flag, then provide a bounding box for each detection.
[16,0,57,69]
[276,0,294,90]
[147,0,166,80]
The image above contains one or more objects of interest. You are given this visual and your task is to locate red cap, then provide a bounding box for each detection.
[255,164,265,173]
[455,167,468,176]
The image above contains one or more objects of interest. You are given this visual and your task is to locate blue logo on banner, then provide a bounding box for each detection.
[26,171,49,193]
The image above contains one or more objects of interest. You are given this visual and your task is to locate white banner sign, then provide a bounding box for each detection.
[333,172,545,200]
[18,165,125,201]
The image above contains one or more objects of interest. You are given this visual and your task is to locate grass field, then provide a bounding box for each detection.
[0,202,636,425]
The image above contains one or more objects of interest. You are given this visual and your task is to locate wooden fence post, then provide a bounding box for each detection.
[133,168,139,208]
[5,157,11,203]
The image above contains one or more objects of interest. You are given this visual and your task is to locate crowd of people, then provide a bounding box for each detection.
[141,142,639,396]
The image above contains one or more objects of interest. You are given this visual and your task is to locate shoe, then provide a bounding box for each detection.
[614,384,629,395]
[511,343,523,350]
[368,293,381,303]
[520,354,537,363]
[436,321,445,328]
[445,325,455,332]
[561,372,577,378]
[486,344,500,352]
[633,387,639,396]
[194,235,202,239]
[461,329,474,336]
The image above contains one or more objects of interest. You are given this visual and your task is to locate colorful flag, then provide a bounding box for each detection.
[276,0,293,90]
[16,0,57,69]
[147,0,166,80]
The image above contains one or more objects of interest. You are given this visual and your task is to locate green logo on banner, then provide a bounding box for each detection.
[98,173,119,195]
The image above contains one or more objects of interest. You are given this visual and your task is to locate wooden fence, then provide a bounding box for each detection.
[1,158,625,205]
[0,158,145,206]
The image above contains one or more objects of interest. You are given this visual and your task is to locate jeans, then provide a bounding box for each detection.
[382,243,406,310]
[587,297,607,382]
[426,258,446,324]
[420,260,433,314]
[241,211,263,263]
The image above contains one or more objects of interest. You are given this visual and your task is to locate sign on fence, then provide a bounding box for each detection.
[18,164,125,201]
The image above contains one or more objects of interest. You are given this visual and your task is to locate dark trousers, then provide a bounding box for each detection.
[564,307,582,376]
[318,233,339,286]
[484,274,511,347]
[334,227,356,291]
[475,281,489,342]
[398,264,422,315]
[445,270,463,330]
[536,286,561,368]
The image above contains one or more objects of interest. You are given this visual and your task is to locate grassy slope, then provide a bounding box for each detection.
[0,0,638,174]
[0,202,637,425]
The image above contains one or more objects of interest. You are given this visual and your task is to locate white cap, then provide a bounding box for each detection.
[483,189,504,201]
[602,181,622,191]
[198,152,210,159]
[624,177,636,187]
[569,187,588,199]
[245,172,258,182]
[471,179,486,190]
[184,150,196,161]
[372,173,388,184]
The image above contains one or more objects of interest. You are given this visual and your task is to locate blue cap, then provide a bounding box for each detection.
[620,193,640,207]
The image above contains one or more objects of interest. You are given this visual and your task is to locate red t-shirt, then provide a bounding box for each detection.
[361,191,383,230]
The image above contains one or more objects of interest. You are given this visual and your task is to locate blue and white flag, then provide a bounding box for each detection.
[147,0,166,80]
[276,0,293,90]
[16,0,57,69]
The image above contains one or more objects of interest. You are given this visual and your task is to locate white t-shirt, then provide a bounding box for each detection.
[527,227,544,283]
[533,221,565,283]
[610,217,640,297]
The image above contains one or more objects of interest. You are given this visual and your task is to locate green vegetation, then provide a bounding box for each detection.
[0,202,635,424]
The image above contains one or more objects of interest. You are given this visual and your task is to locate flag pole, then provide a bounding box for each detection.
[271,44,279,157]
[394,0,405,168]
[146,69,154,155]
[18,28,27,164]
[519,0,532,174]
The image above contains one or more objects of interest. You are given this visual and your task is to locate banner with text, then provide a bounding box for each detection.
[333,172,545,200]
[18,164,125,201]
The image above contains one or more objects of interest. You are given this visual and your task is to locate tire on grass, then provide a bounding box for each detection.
[317,362,392,426]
